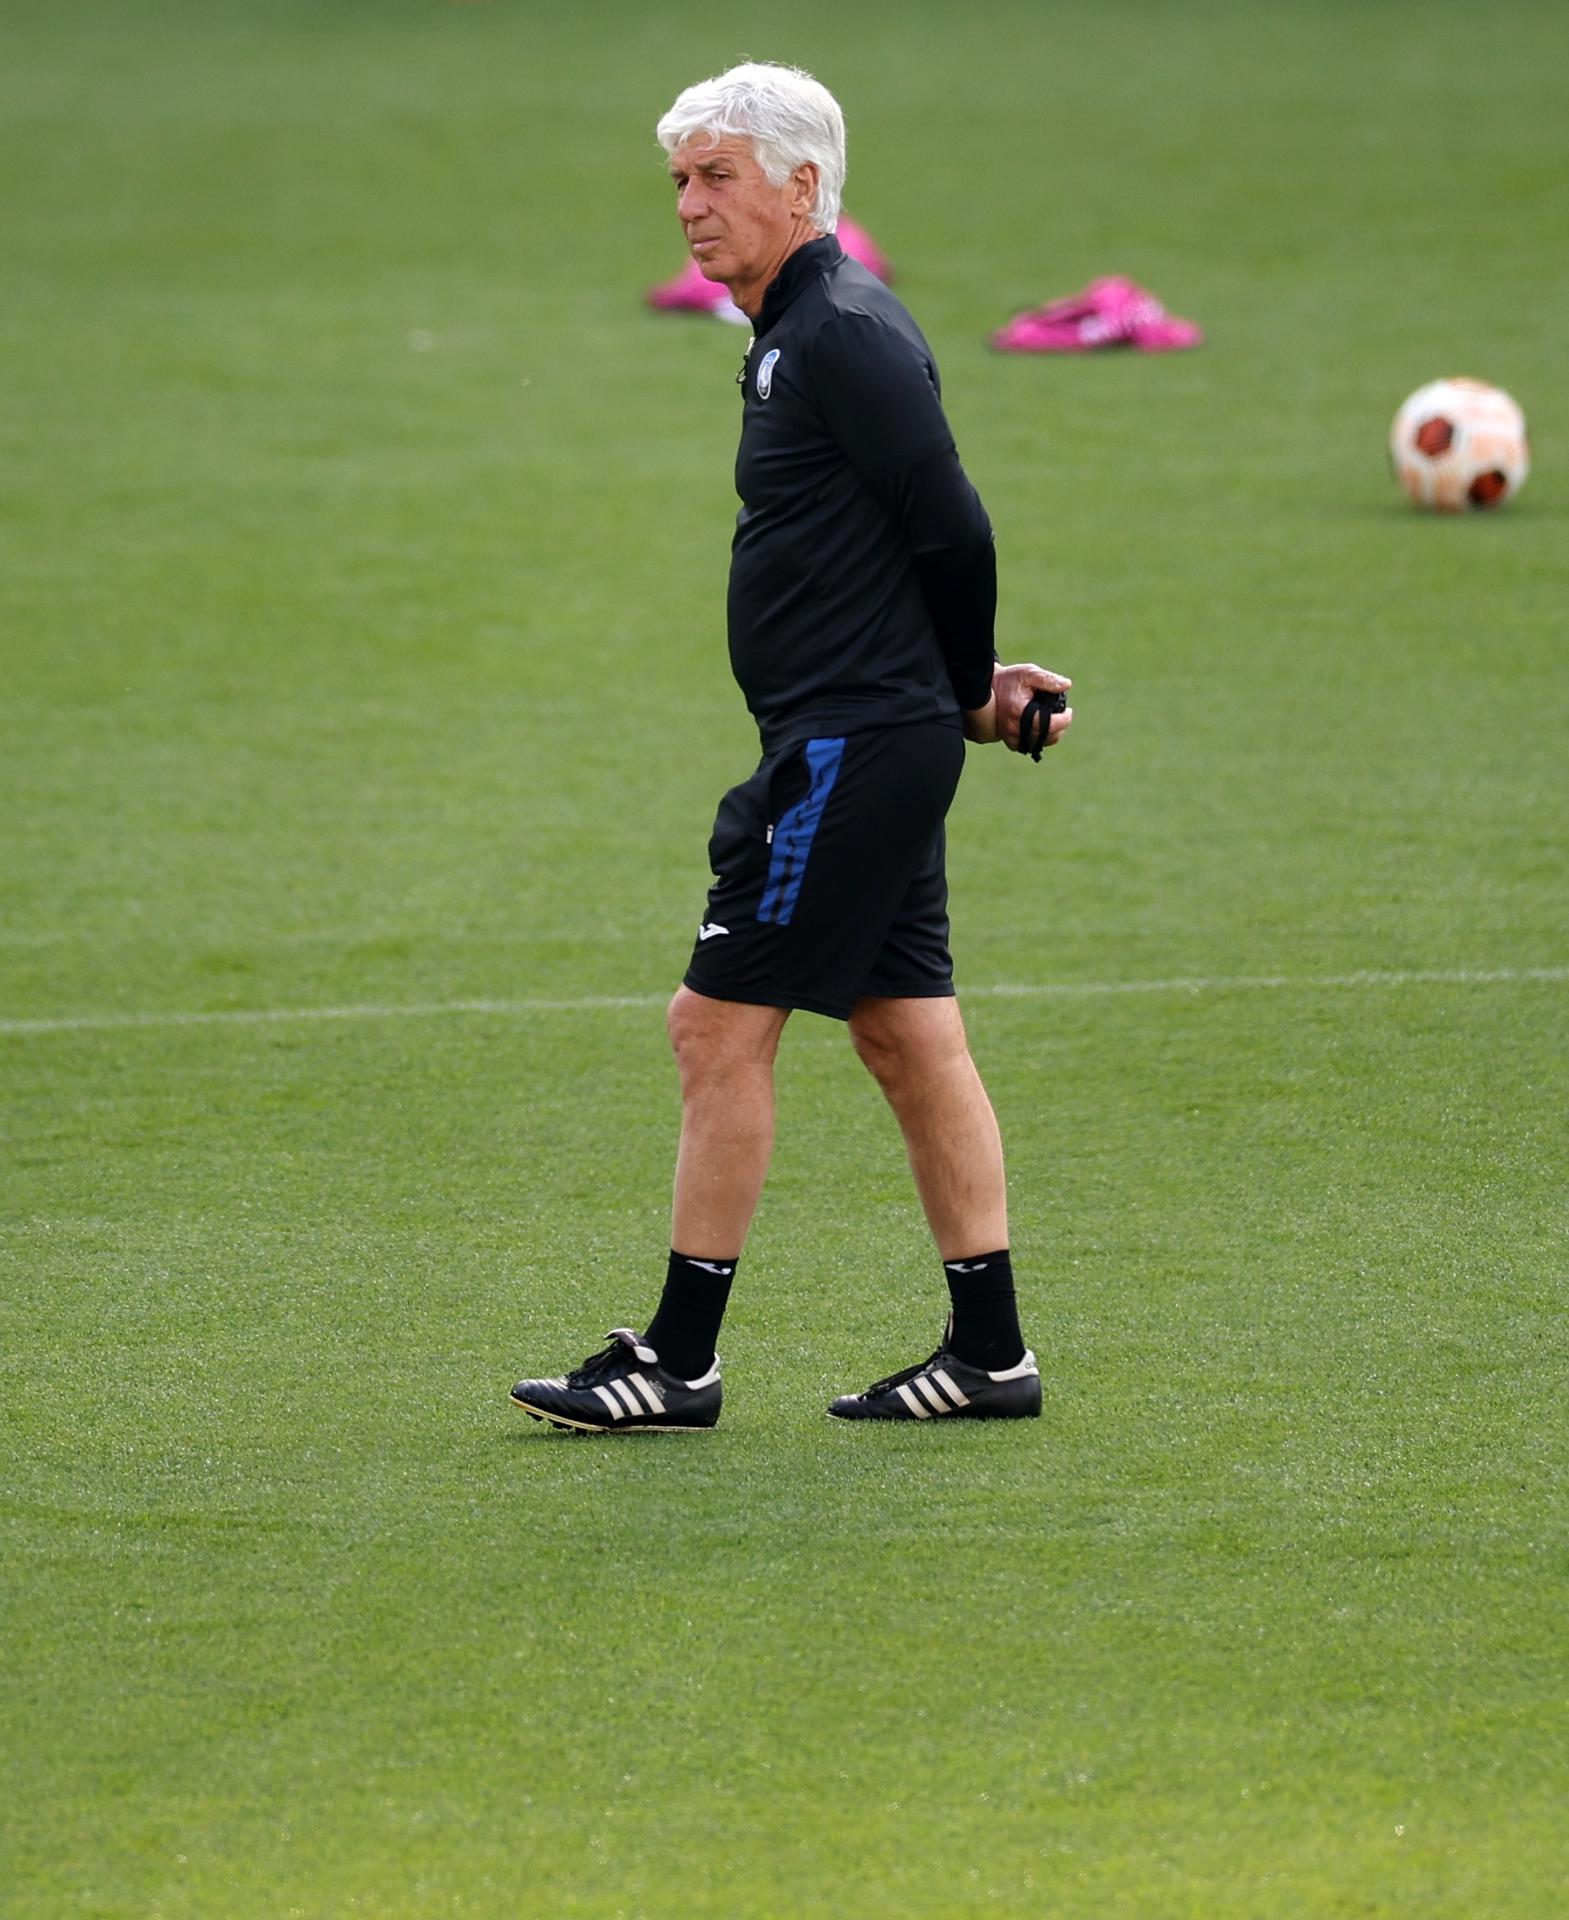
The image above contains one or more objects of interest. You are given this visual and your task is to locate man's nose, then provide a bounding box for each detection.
[677,178,708,222]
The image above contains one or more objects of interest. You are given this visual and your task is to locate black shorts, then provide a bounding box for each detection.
[683,721,965,1021]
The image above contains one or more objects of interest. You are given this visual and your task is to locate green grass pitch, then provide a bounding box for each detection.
[3,1,1567,1913]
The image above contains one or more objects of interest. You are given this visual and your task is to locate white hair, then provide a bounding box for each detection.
[656,61,846,233]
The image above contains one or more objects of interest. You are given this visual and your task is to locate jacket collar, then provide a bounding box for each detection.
[754,232,843,337]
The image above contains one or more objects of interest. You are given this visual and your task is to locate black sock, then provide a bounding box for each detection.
[643,1252,737,1380]
[942,1249,1025,1370]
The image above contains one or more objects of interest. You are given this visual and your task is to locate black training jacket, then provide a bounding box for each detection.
[728,233,997,753]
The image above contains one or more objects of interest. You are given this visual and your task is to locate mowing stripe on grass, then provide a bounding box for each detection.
[2,965,1565,1038]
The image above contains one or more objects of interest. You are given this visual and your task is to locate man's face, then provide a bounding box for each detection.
[667,135,805,290]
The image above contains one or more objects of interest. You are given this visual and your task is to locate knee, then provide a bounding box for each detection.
[667,988,783,1090]
[666,987,709,1074]
[849,1008,908,1090]
[850,999,969,1093]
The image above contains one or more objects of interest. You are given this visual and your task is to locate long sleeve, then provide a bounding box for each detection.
[810,311,998,709]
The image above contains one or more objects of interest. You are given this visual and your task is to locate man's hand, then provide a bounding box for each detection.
[963,662,1074,752]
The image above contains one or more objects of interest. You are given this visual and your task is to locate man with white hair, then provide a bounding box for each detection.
[511,62,1074,1433]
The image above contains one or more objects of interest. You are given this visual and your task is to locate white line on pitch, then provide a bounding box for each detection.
[0,994,664,1036]
[982,965,1569,997]
[1,966,1565,1038]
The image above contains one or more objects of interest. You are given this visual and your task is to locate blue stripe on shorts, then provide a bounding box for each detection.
[757,737,846,926]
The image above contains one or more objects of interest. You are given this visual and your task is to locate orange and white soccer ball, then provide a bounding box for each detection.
[1390,378,1529,511]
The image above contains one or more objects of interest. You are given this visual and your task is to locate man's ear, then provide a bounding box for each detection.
[789,162,820,217]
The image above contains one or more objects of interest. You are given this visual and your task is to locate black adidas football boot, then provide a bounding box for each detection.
[827,1343,1041,1421]
[510,1329,721,1434]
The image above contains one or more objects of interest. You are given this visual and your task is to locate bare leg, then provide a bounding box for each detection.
[667,986,792,1255]
[847,995,1008,1257]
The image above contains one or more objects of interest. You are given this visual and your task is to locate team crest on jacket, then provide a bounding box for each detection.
[756,348,780,399]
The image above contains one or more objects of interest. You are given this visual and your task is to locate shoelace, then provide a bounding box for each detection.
[863,1349,946,1396]
[566,1334,637,1388]
[1020,688,1066,761]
